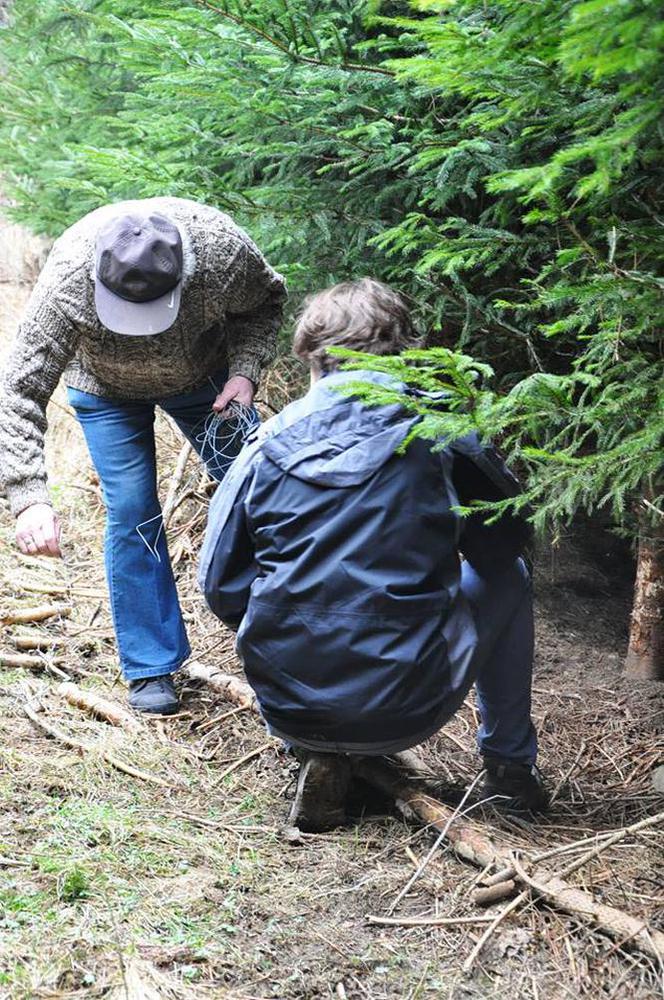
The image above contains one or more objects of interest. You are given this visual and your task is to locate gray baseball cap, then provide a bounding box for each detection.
[94,211,184,335]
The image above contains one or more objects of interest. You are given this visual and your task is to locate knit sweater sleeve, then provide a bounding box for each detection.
[222,237,287,387]
[0,263,81,517]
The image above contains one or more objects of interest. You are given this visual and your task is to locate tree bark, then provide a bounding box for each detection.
[625,506,664,680]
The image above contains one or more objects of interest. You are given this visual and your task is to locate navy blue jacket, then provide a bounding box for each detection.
[199,371,530,754]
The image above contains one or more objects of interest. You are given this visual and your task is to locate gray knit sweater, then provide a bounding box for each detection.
[0,197,286,516]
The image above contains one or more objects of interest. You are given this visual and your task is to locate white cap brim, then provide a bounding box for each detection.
[94,278,182,336]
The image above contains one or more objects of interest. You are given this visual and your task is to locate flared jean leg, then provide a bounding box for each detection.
[67,388,190,680]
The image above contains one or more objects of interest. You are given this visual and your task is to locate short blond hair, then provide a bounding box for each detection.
[293,278,417,374]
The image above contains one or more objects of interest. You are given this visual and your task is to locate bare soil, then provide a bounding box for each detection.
[0,241,662,999]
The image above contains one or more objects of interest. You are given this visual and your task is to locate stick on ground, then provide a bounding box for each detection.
[185,660,258,713]
[57,682,139,730]
[367,914,497,928]
[1,652,53,671]
[512,855,664,961]
[173,671,664,962]
[352,754,664,963]
[1,604,72,625]
[13,634,67,651]
[23,701,170,788]
[214,741,274,786]
[162,440,194,529]
[462,891,528,973]
[1,652,70,681]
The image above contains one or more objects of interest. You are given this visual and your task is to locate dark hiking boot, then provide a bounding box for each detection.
[481,757,549,815]
[128,675,179,715]
[287,752,351,832]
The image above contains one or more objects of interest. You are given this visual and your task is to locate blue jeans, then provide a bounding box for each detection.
[67,374,256,681]
[463,557,537,763]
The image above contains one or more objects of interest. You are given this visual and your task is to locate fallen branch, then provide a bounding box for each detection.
[1,604,72,625]
[23,701,170,788]
[214,741,274,785]
[162,440,193,529]
[388,771,484,914]
[482,809,664,889]
[511,855,664,962]
[462,891,529,973]
[169,679,664,961]
[352,755,664,962]
[57,682,139,731]
[367,914,497,928]
[353,756,503,872]
[556,809,664,879]
[185,660,258,714]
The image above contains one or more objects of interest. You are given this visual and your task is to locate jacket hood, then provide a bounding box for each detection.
[260,370,418,488]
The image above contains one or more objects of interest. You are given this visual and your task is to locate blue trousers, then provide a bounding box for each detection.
[463,557,537,763]
[68,375,254,681]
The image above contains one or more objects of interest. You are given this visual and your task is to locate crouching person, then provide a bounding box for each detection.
[199,279,548,830]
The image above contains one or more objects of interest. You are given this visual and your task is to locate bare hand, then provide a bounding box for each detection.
[212,375,255,417]
[16,503,62,558]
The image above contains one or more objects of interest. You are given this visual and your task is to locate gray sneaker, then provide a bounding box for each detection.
[287,752,351,832]
[128,675,179,715]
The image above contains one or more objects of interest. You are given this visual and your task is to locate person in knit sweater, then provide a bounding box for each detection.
[0,197,286,713]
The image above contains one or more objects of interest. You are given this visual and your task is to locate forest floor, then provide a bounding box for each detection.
[1,268,663,1000]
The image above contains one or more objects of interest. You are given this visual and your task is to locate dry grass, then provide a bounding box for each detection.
[1,243,663,998]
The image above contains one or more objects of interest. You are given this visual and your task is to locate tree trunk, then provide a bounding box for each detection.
[625,507,664,680]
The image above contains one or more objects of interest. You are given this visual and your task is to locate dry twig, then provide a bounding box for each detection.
[214,741,275,786]
[23,700,171,788]
[14,580,103,599]
[367,914,497,928]
[462,891,528,973]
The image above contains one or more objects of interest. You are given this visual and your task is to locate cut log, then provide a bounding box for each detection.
[185,660,258,713]
[13,633,67,651]
[1,604,72,625]
[625,505,664,680]
[473,880,517,906]
[0,652,64,670]
[57,682,139,730]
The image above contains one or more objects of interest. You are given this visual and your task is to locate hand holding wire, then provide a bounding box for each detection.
[213,374,255,417]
